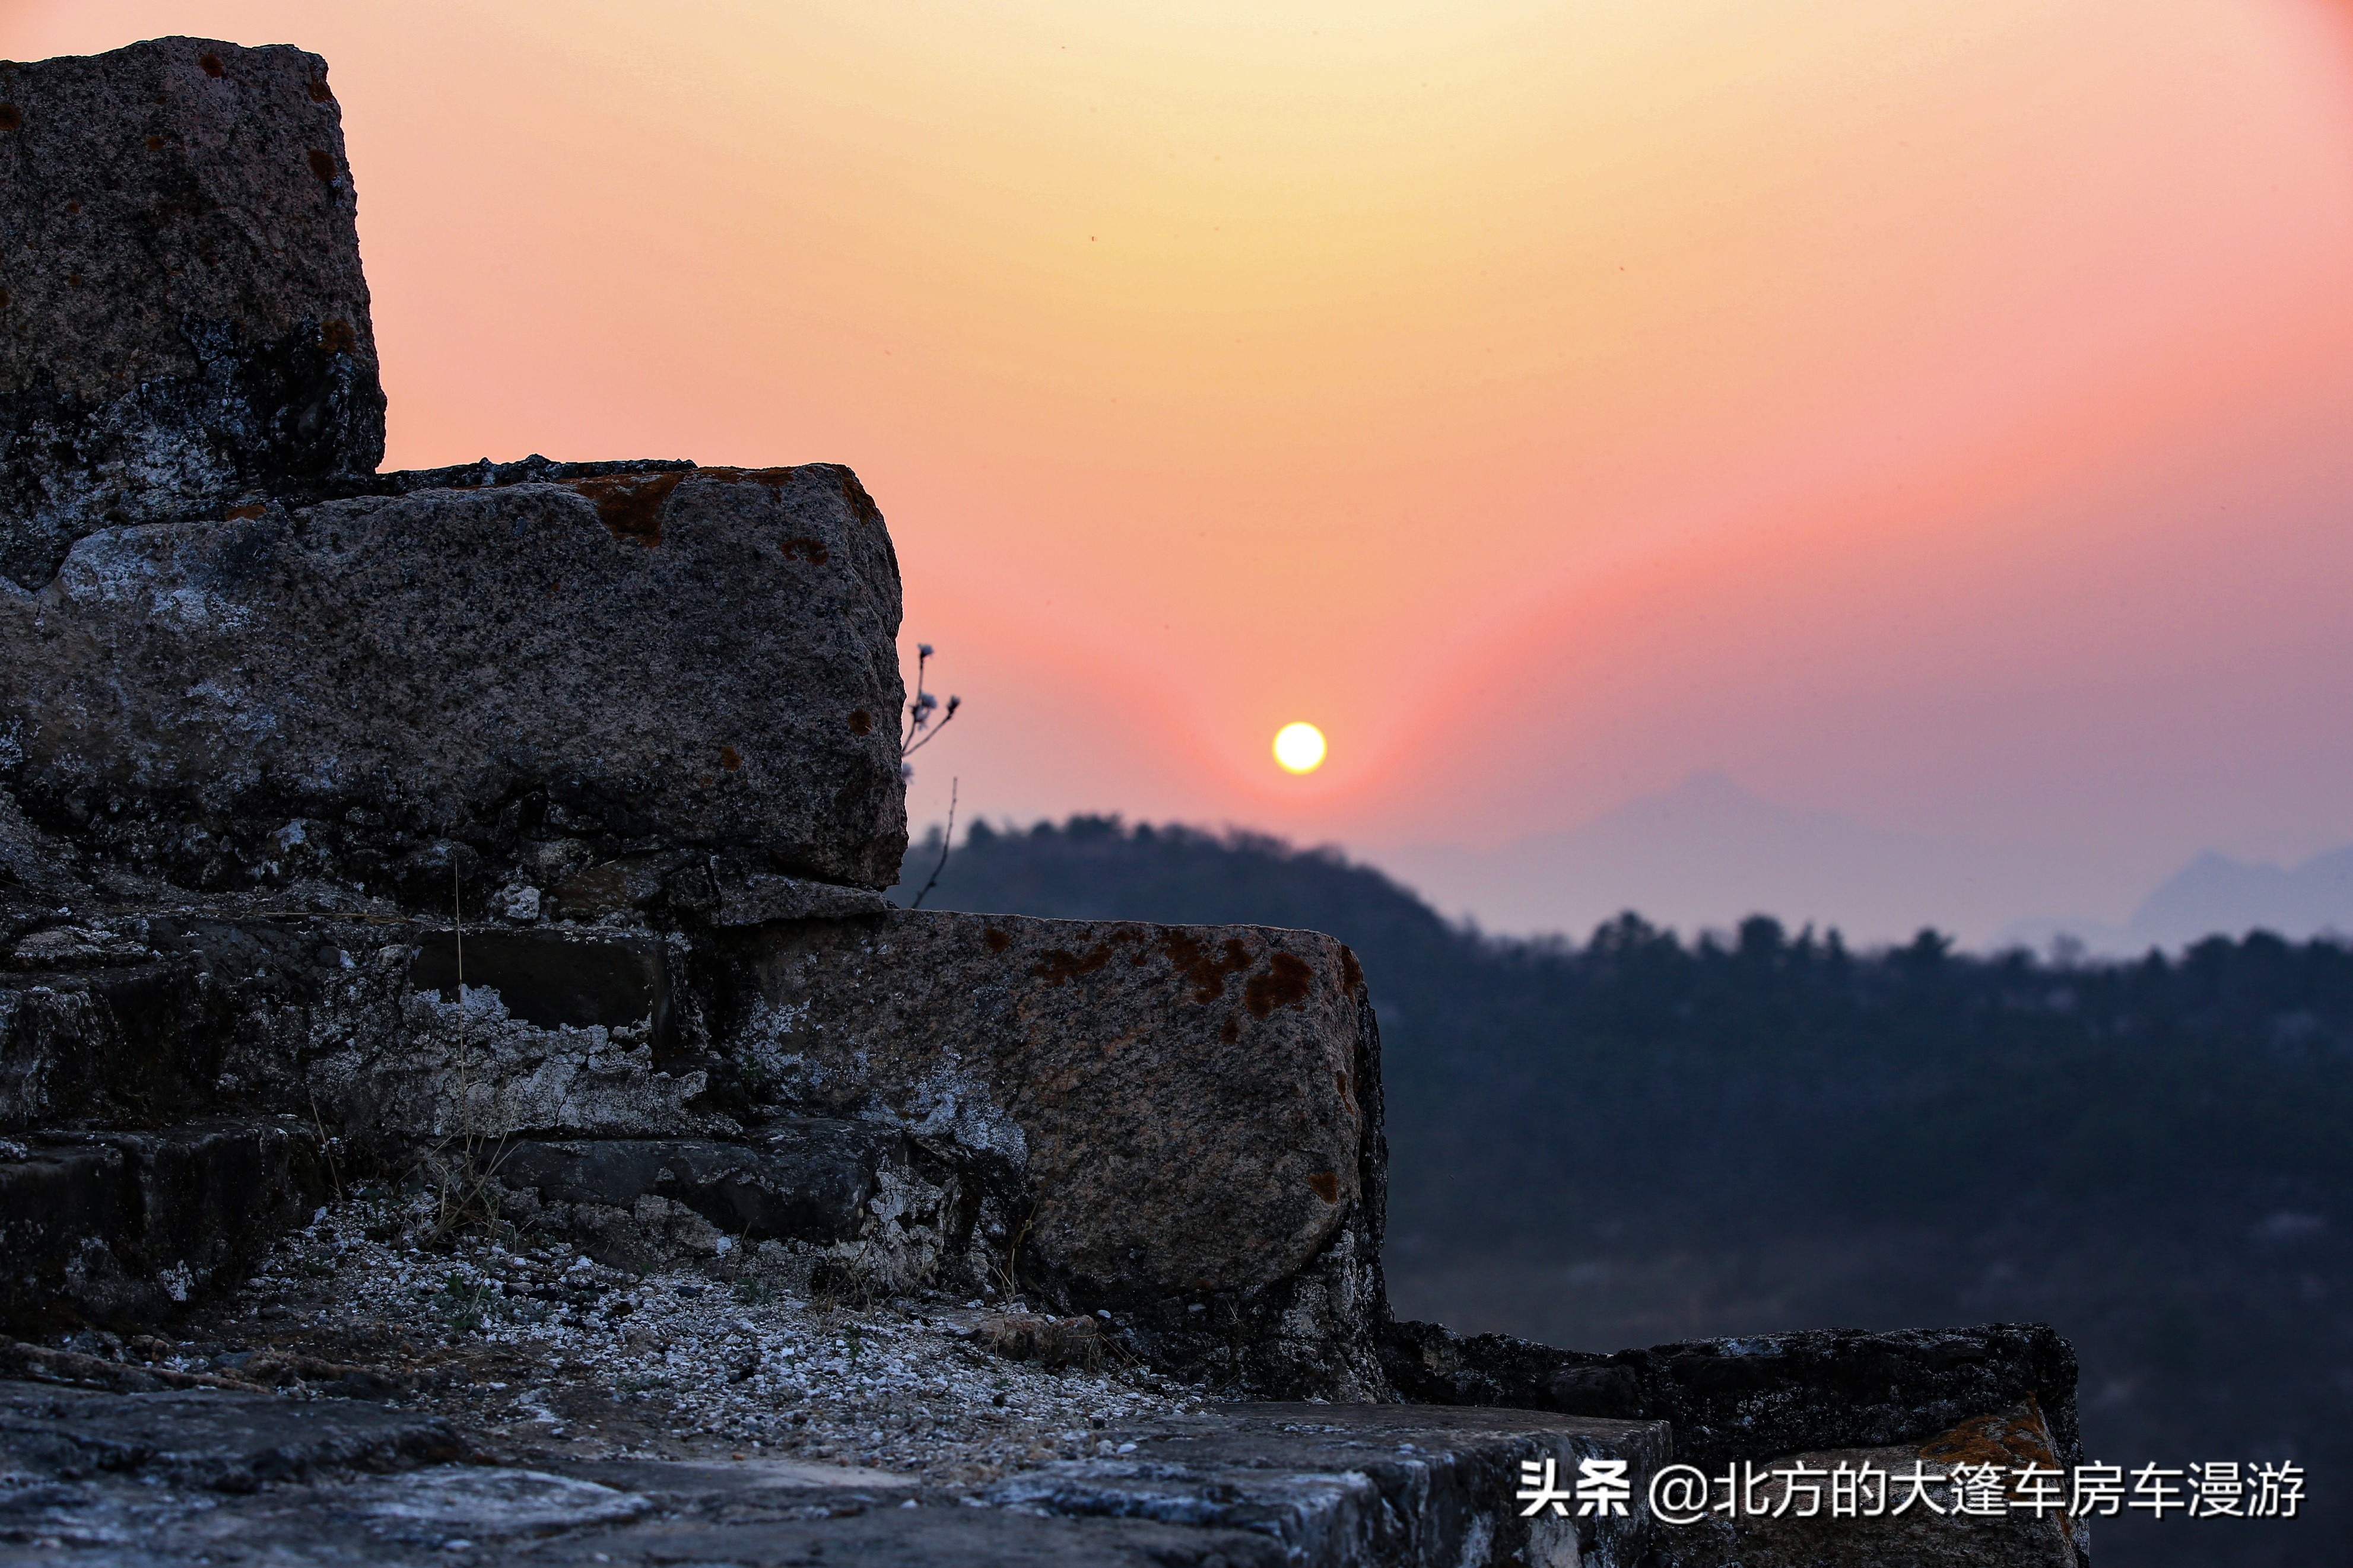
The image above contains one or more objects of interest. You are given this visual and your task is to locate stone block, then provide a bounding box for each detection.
[1382,1318,2083,1470]
[1383,1316,2089,1495]
[0,1119,327,1329]
[1642,1404,2082,1567]
[490,1120,967,1280]
[408,928,678,1049]
[0,785,91,912]
[712,909,1387,1398]
[496,1125,903,1243]
[5,912,722,1145]
[2,908,425,1136]
[0,464,907,902]
[313,935,716,1143]
[0,39,383,590]
[1,940,215,1133]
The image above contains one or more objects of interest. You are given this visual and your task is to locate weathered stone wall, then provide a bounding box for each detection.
[2,902,1393,1400]
[0,39,384,590]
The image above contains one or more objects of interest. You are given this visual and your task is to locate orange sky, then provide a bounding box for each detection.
[14,1,2353,933]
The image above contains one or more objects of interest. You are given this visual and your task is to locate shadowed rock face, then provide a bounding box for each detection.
[725,912,1371,1300]
[0,1120,328,1330]
[0,39,385,591]
[1,902,1387,1396]
[0,465,908,902]
[712,909,1390,1398]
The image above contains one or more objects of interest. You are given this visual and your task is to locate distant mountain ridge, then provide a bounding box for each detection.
[1371,772,2116,949]
[1366,771,2353,956]
[2007,845,2353,957]
[2137,845,2353,941]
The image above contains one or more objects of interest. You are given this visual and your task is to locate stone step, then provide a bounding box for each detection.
[0,1383,1666,1567]
[0,1120,328,1330]
[0,1379,462,1495]
[1382,1317,2082,1471]
[0,914,696,1141]
[0,37,383,591]
[1386,1319,2087,1567]
[4,905,1390,1404]
[1,462,907,905]
[490,1122,935,1275]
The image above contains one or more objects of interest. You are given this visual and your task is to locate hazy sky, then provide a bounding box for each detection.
[17,1,2353,930]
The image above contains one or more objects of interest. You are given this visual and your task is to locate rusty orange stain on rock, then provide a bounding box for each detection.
[847,710,872,736]
[1243,952,1315,1018]
[198,53,226,78]
[0,106,22,132]
[1308,1171,1339,1203]
[1339,946,1363,992]
[1919,1398,2065,1474]
[306,148,335,182]
[719,746,742,771]
[780,537,830,565]
[317,319,356,354]
[983,927,1011,953]
[567,471,686,547]
[836,470,884,527]
[1032,944,1114,985]
[306,75,334,104]
[1160,930,1253,1004]
[224,503,266,521]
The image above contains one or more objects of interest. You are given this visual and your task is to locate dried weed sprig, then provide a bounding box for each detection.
[418,856,519,1247]
[898,642,960,779]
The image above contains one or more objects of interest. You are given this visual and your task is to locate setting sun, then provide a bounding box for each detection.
[1273,723,1326,775]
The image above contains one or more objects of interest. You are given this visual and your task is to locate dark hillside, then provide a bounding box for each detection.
[897,816,2353,1568]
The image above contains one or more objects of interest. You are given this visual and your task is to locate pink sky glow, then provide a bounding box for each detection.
[14,0,2353,937]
